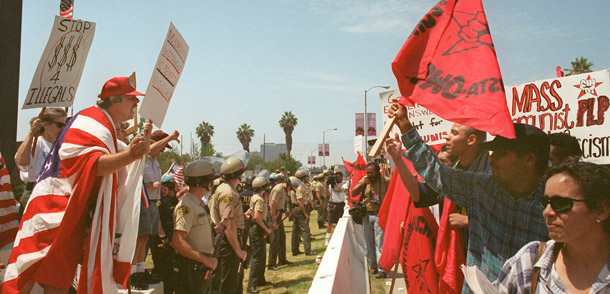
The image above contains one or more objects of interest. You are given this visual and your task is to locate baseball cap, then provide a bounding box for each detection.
[99,73,145,99]
[480,123,549,161]
[151,130,172,149]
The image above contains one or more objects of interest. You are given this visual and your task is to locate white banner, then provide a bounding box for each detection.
[140,22,189,127]
[354,135,363,154]
[507,69,610,164]
[379,89,452,146]
[22,16,95,109]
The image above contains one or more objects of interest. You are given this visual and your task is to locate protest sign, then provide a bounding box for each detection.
[354,135,363,154]
[507,69,610,164]
[379,90,452,146]
[140,22,189,127]
[22,16,95,109]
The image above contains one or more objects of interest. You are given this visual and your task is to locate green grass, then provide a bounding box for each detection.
[147,210,392,293]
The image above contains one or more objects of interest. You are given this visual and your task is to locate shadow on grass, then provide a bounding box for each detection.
[264,275,313,289]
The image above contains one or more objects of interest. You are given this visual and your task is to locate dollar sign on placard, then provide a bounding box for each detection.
[66,35,82,71]
[48,36,65,71]
[58,35,73,70]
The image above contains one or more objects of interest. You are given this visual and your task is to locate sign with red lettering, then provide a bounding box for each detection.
[140,22,189,127]
[23,16,96,109]
[380,90,452,146]
[507,69,610,164]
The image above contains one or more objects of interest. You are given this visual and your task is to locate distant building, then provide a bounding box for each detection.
[251,143,287,162]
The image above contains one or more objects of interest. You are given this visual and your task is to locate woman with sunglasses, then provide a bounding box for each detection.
[14,107,67,219]
[495,160,610,293]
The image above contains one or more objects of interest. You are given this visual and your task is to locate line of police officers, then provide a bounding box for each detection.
[165,157,326,293]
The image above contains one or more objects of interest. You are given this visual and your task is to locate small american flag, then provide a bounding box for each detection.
[0,154,18,248]
[59,0,73,18]
[173,165,188,199]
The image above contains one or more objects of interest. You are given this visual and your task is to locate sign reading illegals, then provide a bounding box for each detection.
[140,22,189,127]
[22,16,95,109]
[507,69,610,164]
[380,89,452,146]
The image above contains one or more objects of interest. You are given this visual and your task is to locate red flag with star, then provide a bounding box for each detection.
[392,0,515,139]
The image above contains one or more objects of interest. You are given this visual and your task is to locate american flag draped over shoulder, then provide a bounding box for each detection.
[0,154,18,248]
[2,106,143,293]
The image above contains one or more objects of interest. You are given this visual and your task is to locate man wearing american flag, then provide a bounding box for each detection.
[2,74,152,294]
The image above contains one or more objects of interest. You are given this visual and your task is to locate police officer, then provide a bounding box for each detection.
[290,173,317,256]
[240,175,255,213]
[171,160,218,293]
[246,177,275,293]
[267,175,292,270]
[211,157,248,294]
[314,173,330,229]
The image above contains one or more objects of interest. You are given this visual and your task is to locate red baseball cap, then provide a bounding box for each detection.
[99,73,145,99]
[151,130,172,149]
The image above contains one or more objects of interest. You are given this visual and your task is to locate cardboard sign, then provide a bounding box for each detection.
[22,16,95,109]
[140,22,189,127]
[379,90,452,145]
[507,69,610,164]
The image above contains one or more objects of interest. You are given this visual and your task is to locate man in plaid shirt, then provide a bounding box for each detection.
[388,102,550,293]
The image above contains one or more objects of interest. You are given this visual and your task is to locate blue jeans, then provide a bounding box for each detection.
[363,214,384,272]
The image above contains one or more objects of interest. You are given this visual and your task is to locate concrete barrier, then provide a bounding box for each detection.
[309,207,369,294]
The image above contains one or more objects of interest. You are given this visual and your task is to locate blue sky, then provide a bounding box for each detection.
[17,0,610,167]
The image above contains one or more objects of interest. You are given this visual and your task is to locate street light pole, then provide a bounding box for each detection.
[364,85,390,160]
[322,128,338,168]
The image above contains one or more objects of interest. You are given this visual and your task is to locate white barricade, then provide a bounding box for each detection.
[308,206,370,294]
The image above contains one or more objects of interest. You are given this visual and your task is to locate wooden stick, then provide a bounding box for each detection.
[368,116,396,158]
[31,107,46,157]
[389,221,405,294]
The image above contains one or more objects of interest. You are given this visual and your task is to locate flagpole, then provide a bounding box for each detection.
[389,221,405,294]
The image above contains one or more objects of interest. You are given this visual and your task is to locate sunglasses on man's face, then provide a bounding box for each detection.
[540,195,587,213]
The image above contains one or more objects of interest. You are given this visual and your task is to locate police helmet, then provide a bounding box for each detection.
[244,175,255,189]
[252,176,268,190]
[295,169,307,179]
[289,176,300,188]
[269,173,277,180]
[184,160,215,188]
[220,157,245,180]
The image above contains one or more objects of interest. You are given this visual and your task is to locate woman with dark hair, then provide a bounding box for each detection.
[495,160,610,293]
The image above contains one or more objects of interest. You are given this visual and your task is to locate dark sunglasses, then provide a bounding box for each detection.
[540,195,587,213]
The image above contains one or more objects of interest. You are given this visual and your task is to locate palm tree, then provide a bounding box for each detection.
[565,56,594,76]
[236,123,255,152]
[278,111,298,157]
[195,121,214,157]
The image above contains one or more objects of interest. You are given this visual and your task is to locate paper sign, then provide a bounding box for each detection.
[22,16,95,109]
[379,90,452,145]
[507,69,610,164]
[140,22,189,127]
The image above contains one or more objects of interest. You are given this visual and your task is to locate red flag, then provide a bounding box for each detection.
[556,66,564,77]
[401,197,440,293]
[435,197,466,294]
[392,0,515,139]
[378,154,421,272]
[347,152,367,206]
[342,157,354,178]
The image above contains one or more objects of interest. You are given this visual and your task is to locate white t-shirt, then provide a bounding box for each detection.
[329,180,348,203]
[17,137,53,183]
[143,157,162,200]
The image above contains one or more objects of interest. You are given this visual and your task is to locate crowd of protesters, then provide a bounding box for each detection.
[1,74,352,294]
[2,75,609,294]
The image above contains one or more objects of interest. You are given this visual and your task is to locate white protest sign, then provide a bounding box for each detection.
[354,135,363,154]
[507,69,610,164]
[22,16,95,109]
[140,22,189,127]
[379,89,453,146]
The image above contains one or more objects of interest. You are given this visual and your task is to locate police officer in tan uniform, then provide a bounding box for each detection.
[267,175,292,270]
[211,157,248,294]
[290,173,317,256]
[171,160,218,293]
[246,177,274,293]
[314,173,330,229]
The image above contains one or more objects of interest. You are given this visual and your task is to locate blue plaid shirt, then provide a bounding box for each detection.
[495,240,610,293]
[401,129,549,294]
